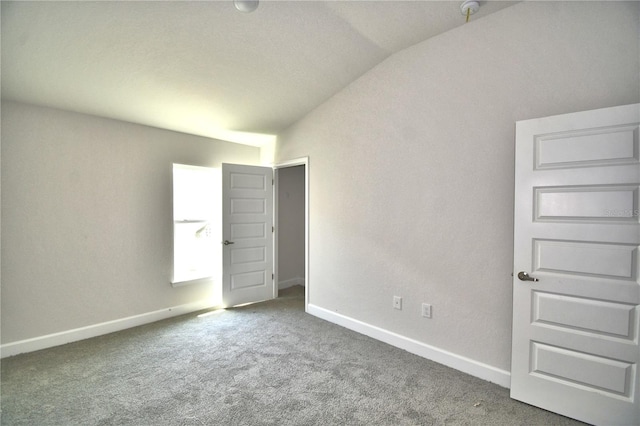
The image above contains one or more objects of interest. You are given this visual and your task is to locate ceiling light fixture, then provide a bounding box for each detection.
[234,0,259,13]
[460,1,480,23]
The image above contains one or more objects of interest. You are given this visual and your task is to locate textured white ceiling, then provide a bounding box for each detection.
[1,1,516,145]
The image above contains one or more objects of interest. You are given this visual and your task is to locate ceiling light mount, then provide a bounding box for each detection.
[234,0,259,13]
[460,1,480,22]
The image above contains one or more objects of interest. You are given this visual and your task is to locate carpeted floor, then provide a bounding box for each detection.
[1,286,585,425]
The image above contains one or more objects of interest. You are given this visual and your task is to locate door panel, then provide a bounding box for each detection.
[530,342,633,397]
[534,239,636,278]
[532,291,636,338]
[511,104,640,425]
[535,185,638,221]
[222,163,274,307]
[535,124,638,168]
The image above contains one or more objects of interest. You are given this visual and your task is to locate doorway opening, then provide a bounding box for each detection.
[274,157,309,311]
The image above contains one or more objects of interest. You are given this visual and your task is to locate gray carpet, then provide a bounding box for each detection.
[1,286,585,425]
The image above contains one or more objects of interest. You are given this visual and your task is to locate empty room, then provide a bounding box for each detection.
[1,1,639,425]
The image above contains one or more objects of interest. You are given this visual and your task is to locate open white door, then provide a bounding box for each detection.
[222,163,274,307]
[511,104,640,425]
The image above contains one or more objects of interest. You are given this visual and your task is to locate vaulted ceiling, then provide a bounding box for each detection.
[1,1,516,145]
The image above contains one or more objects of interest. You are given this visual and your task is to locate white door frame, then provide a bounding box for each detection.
[273,157,309,311]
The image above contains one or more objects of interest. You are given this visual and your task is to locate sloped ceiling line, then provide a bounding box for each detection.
[1,1,517,146]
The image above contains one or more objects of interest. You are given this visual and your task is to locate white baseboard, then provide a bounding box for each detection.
[278,276,305,290]
[307,304,511,389]
[2,298,511,389]
[0,300,215,359]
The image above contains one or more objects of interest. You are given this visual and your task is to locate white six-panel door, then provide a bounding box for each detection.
[222,163,275,307]
[511,104,640,425]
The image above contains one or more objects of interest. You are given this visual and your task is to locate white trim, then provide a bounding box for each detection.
[278,276,305,290]
[273,157,308,169]
[171,277,214,288]
[0,300,216,358]
[307,303,511,389]
[273,157,309,312]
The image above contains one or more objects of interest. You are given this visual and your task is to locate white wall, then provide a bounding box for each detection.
[1,101,260,345]
[275,1,639,376]
[277,165,305,288]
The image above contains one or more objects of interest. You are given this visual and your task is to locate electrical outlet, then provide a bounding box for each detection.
[393,296,402,310]
[422,303,432,318]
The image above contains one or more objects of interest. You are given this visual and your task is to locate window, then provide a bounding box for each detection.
[172,164,221,285]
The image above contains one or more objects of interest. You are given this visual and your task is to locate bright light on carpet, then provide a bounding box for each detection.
[198,309,226,318]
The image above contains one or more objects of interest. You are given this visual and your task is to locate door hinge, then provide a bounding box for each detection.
[272,179,274,185]
[272,226,275,232]
[272,273,274,280]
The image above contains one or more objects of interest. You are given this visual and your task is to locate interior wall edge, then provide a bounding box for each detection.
[307,303,511,389]
[274,0,639,373]
[0,299,217,359]
[278,277,305,290]
[1,100,260,343]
